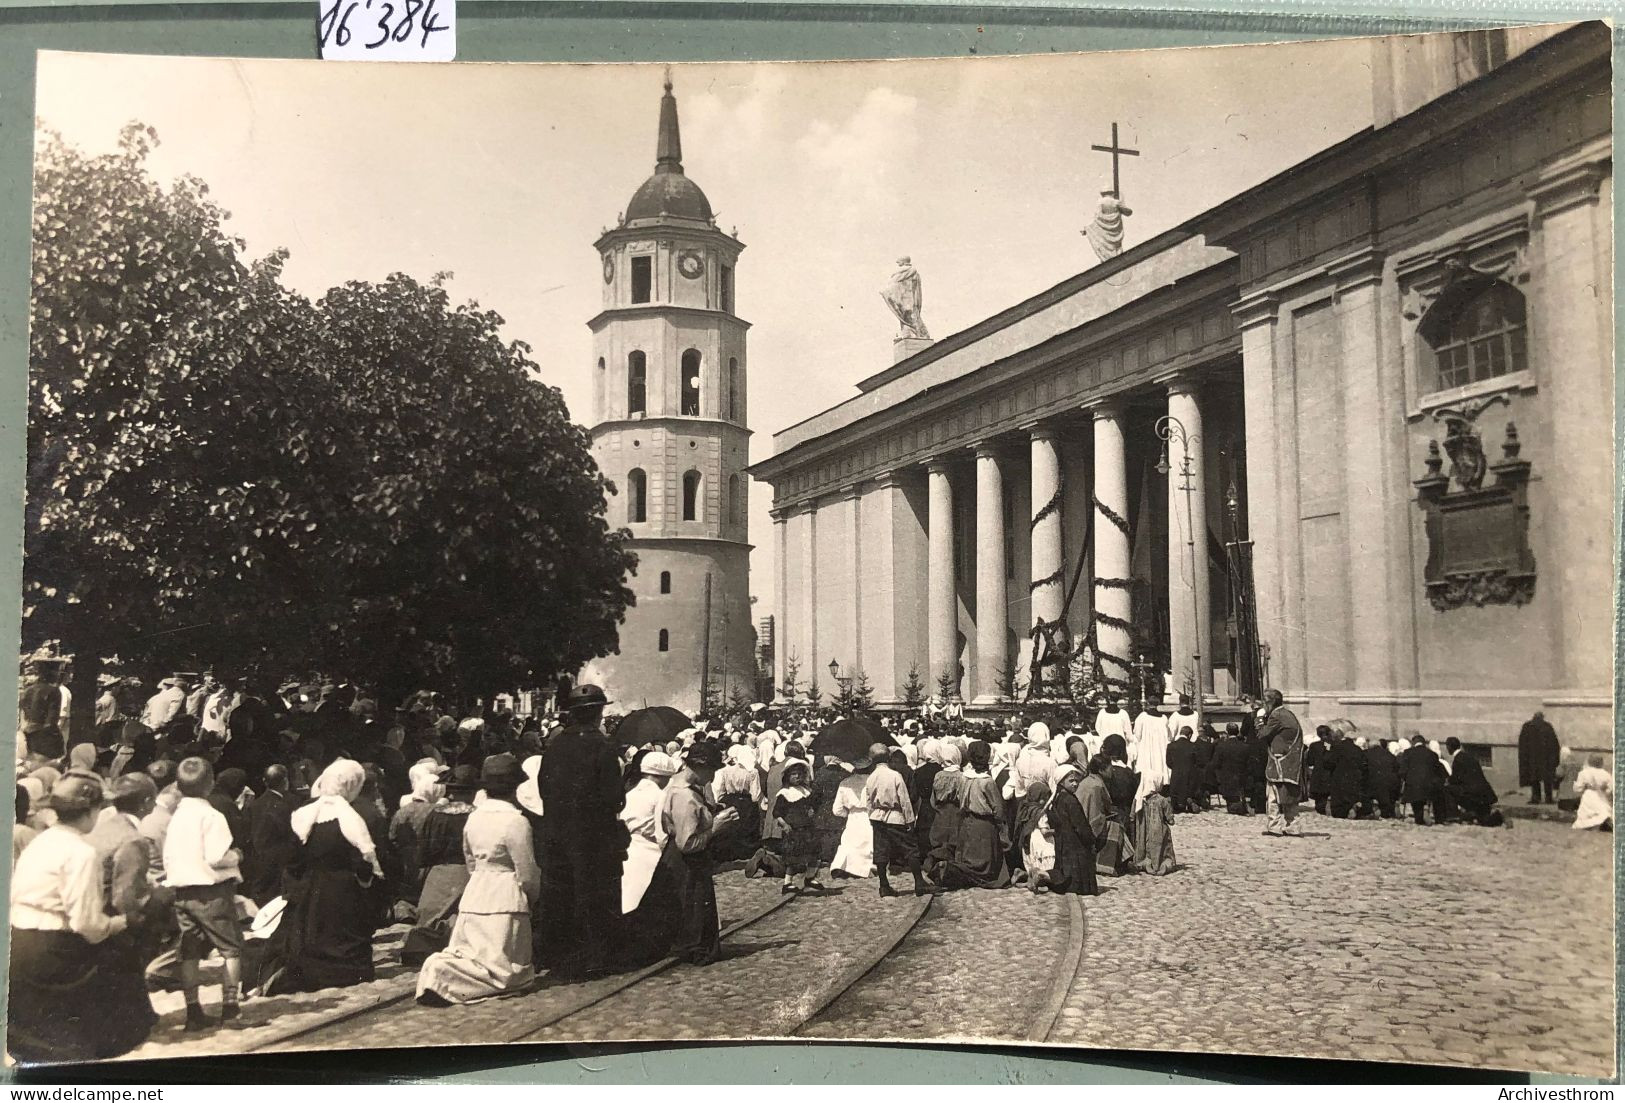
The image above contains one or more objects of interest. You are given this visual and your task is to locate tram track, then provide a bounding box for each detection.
[245,875,1082,1054]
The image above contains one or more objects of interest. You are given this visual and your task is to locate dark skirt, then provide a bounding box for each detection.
[941,811,1010,890]
[9,928,155,1064]
[400,862,469,965]
[780,827,821,875]
[710,792,760,862]
[924,802,963,879]
[623,842,721,967]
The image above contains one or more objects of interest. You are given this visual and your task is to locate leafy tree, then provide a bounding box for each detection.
[901,663,927,709]
[26,125,635,710]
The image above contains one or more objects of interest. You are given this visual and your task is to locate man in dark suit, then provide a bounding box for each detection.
[1362,739,1400,819]
[537,684,627,978]
[1445,737,1502,826]
[243,765,298,905]
[1212,723,1254,815]
[1166,726,1197,812]
[1399,735,1447,825]
[1517,711,1561,805]
[1322,730,1368,819]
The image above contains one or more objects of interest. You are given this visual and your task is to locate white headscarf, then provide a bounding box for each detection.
[291,759,382,876]
[754,732,779,772]
[398,759,445,810]
[517,754,544,816]
[1026,721,1051,749]
[726,744,755,771]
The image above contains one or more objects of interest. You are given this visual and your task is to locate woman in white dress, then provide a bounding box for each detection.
[1572,754,1613,831]
[416,754,540,1005]
[620,752,679,912]
[829,761,875,878]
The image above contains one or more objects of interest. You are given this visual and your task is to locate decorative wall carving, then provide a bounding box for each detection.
[1413,413,1535,612]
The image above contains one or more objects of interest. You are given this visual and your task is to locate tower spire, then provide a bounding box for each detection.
[656,68,683,175]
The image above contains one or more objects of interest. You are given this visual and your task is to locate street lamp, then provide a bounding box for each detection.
[1155,413,1204,740]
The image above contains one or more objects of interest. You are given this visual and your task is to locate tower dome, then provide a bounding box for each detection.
[624,74,713,224]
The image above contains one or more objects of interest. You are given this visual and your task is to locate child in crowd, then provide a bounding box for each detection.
[163,756,245,1031]
[772,760,823,895]
[1136,784,1179,876]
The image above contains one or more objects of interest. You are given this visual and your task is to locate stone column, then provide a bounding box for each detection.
[1028,426,1063,696]
[800,502,818,690]
[843,485,863,679]
[1089,399,1133,693]
[1529,144,1613,702]
[1164,375,1213,697]
[1330,246,1417,702]
[926,461,958,697]
[772,507,789,701]
[1234,291,1283,694]
[973,445,1007,704]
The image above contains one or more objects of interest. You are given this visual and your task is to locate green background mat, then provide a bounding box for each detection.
[0,0,1617,1085]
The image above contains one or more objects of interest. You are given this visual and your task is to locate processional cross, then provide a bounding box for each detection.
[1090,122,1140,198]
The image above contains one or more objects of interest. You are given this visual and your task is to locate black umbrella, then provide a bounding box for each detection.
[615,705,692,747]
[808,716,897,764]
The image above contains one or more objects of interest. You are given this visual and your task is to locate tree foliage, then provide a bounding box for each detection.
[27,125,635,702]
[901,663,927,709]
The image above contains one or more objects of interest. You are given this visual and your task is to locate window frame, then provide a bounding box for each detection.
[682,469,702,521]
[630,255,653,304]
[681,349,702,417]
[626,467,647,524]
[627,350,647,416]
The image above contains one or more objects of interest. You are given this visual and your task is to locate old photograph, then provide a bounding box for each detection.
[11,24,1615,1074]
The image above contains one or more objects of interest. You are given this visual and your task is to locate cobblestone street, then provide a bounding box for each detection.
[119,811,1613,1076]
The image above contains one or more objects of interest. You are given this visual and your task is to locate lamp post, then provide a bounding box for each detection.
[1156,413,1204,739]
[828,658,853,713]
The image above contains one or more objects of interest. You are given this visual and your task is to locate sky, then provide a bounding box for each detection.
[35,40,1377,614]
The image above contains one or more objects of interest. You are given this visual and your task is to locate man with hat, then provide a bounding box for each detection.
[1259,689,1305,837]
[141,674,189,734]
[88,773,160,919]
[537,684,627,978]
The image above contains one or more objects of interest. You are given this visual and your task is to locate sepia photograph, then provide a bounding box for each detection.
[10,22,1615,1075]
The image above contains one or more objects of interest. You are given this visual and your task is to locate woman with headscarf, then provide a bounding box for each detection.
[400,764,479,965]
[1572,754,1613,831]
[941,741,1010,890]
[711,744,764,862]
[390,760,445,906]
[923,742,964,881]
[417,754,540,1005]
[620,752,680,914]
[1013,723,1056,801]
[1013,778,1054,892]
[1101,733,1140,860]
[271,759,386,993]
[66,742,97,776]
[1046,766,1099,896]
[1081,754,1130,877]
[9,772,154,1062]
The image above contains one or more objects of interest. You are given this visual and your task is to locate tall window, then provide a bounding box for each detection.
[627,351,647,415]
[1420,278,1527,392]
[626,468,647,523]
[728,358,739,420]
[728,474,742,525]
[658,629,669,652]
[681,349,701,416]
[720,266,734,313]
[682,470,702,521]
[631,256,652,303]
[659,570,672,594]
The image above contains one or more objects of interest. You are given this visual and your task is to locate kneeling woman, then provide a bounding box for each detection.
[941,741,1010,890]
[417,754,540,1004]
[10,772,154,1062]
[624,742,740,966]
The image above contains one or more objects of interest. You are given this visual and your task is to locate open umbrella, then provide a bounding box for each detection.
[808,715,896,764]
[615,705,692,747]
[1325,717,1360,736]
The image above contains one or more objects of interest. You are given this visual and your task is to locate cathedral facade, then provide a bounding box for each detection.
[749,24,1612,793]
[582,78,756,714]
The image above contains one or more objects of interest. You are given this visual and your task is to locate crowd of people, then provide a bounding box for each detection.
[7,660,1608,1065]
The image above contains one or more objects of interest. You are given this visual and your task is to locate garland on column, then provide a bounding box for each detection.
[1090,494,1135,687]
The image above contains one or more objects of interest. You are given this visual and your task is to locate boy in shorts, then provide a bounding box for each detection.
[163,756,244,1031]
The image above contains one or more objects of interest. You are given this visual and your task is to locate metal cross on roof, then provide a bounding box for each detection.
[1091,122,1140,199]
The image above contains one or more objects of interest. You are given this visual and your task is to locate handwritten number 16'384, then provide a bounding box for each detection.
[319,0,449,52]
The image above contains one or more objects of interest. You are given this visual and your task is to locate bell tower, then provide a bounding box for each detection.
[582,74,756,713]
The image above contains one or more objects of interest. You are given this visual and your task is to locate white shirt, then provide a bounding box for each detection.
[162,796,240,887]
[10,825,125,943]
[620,778,667,846]
[142,686,185,730]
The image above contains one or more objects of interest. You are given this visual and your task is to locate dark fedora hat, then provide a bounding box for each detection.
[481,752,524,791]
[562,684,609,711]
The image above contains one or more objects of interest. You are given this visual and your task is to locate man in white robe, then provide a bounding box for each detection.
[1131,709,1171,814]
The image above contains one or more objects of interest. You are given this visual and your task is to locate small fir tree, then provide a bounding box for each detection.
[901,663,927,710]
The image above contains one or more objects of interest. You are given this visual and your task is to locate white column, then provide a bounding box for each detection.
[926,461,958,698]
[1165,375,1213,698]
[1028,426,1063,696]
[1089,400,1133,693]
[973,445,1007,704]
[844,485,863,678]
[772,508,789,701]
[1235,291,1283,694]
